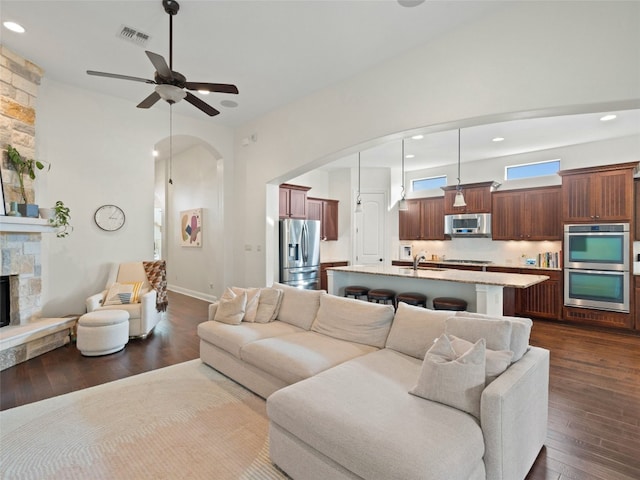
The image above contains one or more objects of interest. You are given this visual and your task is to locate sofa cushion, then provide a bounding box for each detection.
[311,294,394,348]
[456,311,532,362]
[213,291,247,325]
[222,287,261,322]
[255,287,283,323]
[385,303,451,359]
[267,349,485,480]
[445,315,512,352]
[273,282,323,330]
[449,335,513,384]
[410,334,486,420]
[241,331,378,385]
[197,320,304,358]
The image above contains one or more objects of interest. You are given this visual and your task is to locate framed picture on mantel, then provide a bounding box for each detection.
[0,172,6,216]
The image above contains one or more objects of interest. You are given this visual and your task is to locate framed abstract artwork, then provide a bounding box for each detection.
[180,208,202,247]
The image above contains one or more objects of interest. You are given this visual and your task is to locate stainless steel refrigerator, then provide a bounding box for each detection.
[279,219,321,290]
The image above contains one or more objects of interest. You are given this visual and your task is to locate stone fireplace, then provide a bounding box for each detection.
[0,216,76,371]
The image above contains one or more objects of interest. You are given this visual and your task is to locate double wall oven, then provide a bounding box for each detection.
[564,223,630,313]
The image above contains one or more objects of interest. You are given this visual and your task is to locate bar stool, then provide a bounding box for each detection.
[344,285,370,300]
[367,288,396,306]
[396,292,428,309]
[432,297,468,311]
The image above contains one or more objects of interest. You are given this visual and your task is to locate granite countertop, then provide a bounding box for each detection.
[328,264,549,289]
[393,259,562,271]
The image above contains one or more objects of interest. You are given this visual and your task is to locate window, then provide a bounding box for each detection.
[505,159,560,180]
[412,175,447,192]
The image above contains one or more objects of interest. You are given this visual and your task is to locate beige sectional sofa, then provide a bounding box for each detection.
[197,282,549,480]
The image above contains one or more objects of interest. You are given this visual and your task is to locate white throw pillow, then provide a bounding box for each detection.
[272,282,323,330]
[254,287,283,323]
[213,291,247,325]
[445,316,512,352]
[410,334,486,419]
[456,311,532,362]
[449,335,513,384]
[231,287,261,322]
[385,303,451,359]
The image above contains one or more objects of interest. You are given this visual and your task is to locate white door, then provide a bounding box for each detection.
[354,192,385,265]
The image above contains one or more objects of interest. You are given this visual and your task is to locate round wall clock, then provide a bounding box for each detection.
[94,204,125,231]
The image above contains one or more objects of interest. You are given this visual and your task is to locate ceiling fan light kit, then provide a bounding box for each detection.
[453,128,467,207]
[86,0,238,117]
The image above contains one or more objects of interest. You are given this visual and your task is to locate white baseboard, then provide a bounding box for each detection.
[167,284,217,303]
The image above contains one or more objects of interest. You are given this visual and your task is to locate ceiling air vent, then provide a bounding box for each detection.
[116,25,151,47]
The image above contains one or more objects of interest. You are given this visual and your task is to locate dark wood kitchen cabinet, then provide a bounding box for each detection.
[635,179,640,240]
[279,184,310,219]
[320,261,348,291]
[635,276,640,330]
[308,197,339,241]
[486,266,562,321]
[399,197,445,240]
[492,186,562,240]
[442,181,499,215]
[558,162,637,223]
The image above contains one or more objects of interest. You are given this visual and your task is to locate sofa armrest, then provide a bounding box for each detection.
[86,290,107,312]
[480,346,549,480]
[208,302,220,321]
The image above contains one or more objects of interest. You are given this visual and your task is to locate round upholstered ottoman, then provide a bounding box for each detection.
[76,310,130,356]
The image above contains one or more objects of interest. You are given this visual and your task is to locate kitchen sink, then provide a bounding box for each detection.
[399,267,446,272]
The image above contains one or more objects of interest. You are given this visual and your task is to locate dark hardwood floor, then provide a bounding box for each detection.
[1,291,639,480]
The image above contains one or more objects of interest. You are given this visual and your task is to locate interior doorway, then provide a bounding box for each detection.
[354,192,386,265]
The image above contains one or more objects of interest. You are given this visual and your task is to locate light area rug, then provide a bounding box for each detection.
[0,360,288,480]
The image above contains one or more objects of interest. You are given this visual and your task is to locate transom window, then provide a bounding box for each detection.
[412,175,447,192]
[505,159,560,180]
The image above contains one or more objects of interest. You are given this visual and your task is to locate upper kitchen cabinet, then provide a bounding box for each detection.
[492,186,562,240]
[442,181,500,215]
[307,197,339,241]
[279,184,311,219]
[558,162,638,223]
[399,197,446,241]
[635,179,640,240]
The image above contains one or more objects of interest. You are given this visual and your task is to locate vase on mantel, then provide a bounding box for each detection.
[18,203,39,218]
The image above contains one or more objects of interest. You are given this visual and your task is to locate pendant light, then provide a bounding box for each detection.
[398,139,408,211]
[453,129,466,207]
[168,104,174,185]
[355,152,363,213]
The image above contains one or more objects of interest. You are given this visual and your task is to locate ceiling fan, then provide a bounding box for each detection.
[87,0,238,116]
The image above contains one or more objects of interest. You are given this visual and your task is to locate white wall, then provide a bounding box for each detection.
[233,2,640,288]
[36,79,234,316]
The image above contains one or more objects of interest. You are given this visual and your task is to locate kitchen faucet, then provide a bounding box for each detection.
[413,251,427,270]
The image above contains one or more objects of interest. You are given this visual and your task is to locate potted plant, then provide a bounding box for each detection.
[5,144,49,217]
[49,200,73,238]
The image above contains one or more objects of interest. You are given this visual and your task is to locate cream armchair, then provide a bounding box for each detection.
[86,262,162,339]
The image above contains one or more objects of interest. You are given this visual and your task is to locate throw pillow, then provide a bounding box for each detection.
[449,335,513,384]
[410,334,486,419]
[222,287,261,322]
[445,316,512,352]
[456,311,532,362]
[254,287,283,323]
[213,291,247,325]
[385,303,451,359]
[272,282,324,330]
[104,281,144,305]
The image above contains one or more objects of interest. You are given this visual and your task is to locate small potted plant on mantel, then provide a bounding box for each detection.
[5,144,48,217]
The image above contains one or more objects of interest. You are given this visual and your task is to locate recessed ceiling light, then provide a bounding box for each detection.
[405,154,415,159]
[3,21,25,33]
[600,114,617,122]
[220,100,238,108]
[152,150,159,157]
[492,137,505,142]
[411,134,424,140]
[197,90,210,95]
[398,0,425,7]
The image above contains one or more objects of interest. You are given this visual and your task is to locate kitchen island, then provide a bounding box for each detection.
[327,264,549,316]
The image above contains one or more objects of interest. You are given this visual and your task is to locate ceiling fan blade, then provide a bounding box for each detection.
[185,92,220,116]
[137,91,162,109]
[87,70,155,84]
[184,82,239,95]
[145,51,173,80]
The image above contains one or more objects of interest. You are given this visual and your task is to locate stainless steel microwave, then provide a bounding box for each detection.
[444,213,491,237]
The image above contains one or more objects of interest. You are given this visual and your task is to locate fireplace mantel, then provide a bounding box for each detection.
[0,216,56,233]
